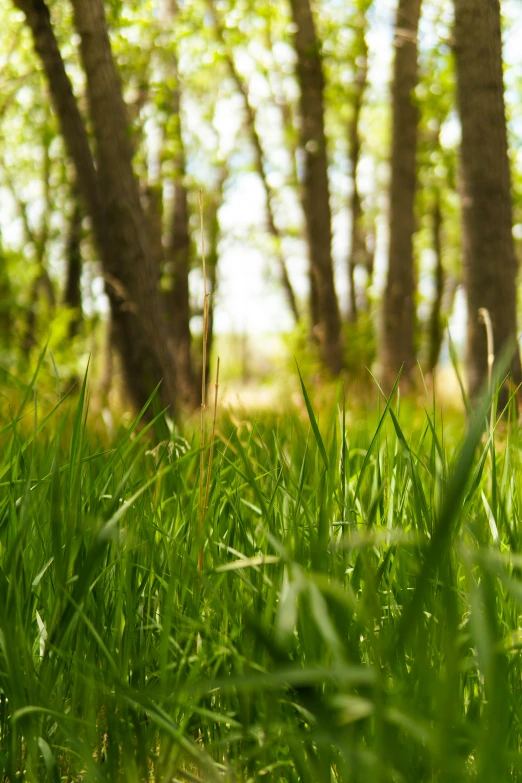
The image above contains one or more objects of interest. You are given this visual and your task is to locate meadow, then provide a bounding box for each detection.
[1,363,522,782]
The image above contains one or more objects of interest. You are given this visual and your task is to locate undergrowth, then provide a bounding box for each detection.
[1,362,522,782]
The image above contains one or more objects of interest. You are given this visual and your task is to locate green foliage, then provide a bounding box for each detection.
[343,311,376,378]
[2,363,522,779]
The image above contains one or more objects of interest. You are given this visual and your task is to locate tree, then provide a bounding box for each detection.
[161,0,198,407]
[346,0,374,324]
[288,0,343,375]
[63,190,83,339]
[453,0,521,399]
[208,0,300,326]
[14,0,179,411]
[378,0,422,389]
[415,33,460,377]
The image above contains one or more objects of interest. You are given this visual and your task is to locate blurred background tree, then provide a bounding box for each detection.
[1,0,521,412]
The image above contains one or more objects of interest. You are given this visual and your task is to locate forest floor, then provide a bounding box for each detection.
[0,366,519,781]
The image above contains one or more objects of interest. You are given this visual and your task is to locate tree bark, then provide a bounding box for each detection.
[378,0,422,389]
[346,1,373,324]
[289,0,343,374]
[64,195,83,338]
[166,163,197,407]
[453,0,521,400]
[13,0,178,412]
[426,194,444,373]
[162,2,198,407]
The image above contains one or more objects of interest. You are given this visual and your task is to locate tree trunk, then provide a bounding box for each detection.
[288,0,343,374]
[159,28,197,408]
[167,172,197,407]
[14,0,177,413]
[64,196,83,339]
[426,194,444,373]
[378,0,422,389]
[100,316,114,400]
[346,0,372,324]
[208,0,300,326]
[453,0,521,400]
[204,167,227,396]
[70,0,181,407]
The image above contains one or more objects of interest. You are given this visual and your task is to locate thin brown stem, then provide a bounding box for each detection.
[204,357,220,515]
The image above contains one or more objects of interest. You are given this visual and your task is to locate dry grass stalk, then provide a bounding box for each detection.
[204,356,220,515]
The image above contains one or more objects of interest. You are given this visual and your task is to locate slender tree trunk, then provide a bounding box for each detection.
[156,0,199,408]
[14,0,178,412]
[22,278,39,357]
[208,0,300,326]
[346,1,372,324]
[265,40,317,332]
[453,0,521,400]
[144,184,164,271]
[204,167,227,396]
[100,316,114,399]
[64,196,83,338]
[378,0,422,389]
[289,0,343,374]
[427,194,444,373]
[167,172,197,407]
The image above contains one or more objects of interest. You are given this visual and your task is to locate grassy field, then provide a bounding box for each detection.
[1,365,522,782]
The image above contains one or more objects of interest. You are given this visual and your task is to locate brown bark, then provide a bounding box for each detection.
[453,0,521,400]
[289,0,343,374]
[379,0,422,389]
[167,172,197,407]
[64,196,83,338]
[204,167,227,396]
[13,0,177,412]
[100,316,114,400]
[346,2,372,324]
[70,0,181,407]
[162,11,198,408]
[208,0,300,326]
[426,194,444,373]
[143,184,164,271]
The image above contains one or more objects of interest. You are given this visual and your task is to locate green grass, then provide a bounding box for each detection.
[1,366,522,781]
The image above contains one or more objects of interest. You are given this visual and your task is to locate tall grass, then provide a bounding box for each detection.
[1,364,522,781]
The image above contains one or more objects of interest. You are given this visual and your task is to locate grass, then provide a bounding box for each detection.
[1,362,522,781]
